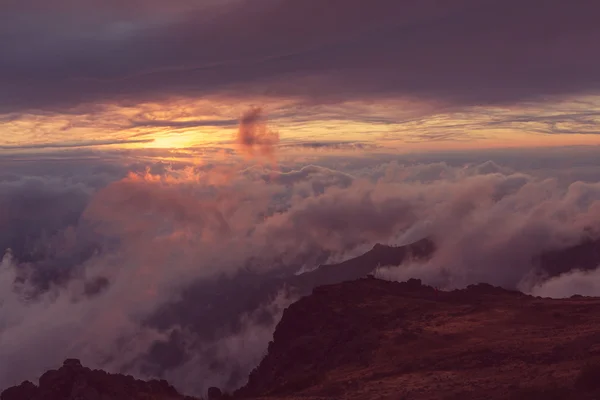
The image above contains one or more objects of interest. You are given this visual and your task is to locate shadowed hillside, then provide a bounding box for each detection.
[0,359,197,400]
[236,277,600,400]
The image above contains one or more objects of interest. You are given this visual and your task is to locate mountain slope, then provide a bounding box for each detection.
[236,277,600,400]
[7,277,600,399]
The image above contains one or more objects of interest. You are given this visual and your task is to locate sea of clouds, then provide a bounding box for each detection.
[3,113,600,395]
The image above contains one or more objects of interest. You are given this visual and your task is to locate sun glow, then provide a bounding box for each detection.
[3,95,600,155]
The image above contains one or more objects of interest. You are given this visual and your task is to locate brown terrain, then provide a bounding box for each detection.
[236,277,600,400]
[4,237,600,400]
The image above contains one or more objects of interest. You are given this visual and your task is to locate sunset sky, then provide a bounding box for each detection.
[2,0,600,156]
[5,1,600,394]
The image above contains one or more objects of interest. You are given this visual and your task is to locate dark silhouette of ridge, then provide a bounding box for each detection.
[290,237,435,291]
[0,359,197,400]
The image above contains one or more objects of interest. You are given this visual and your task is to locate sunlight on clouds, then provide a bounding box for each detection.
[2,95,600,155]
[381,95,600,149]
[145,127,231,150]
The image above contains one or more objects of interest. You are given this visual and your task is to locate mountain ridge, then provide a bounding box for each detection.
[0,358,197,400]
[6,277,600,399]
[235,277,600,400]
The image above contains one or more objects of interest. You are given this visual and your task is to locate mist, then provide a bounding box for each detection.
[3,139,600,395]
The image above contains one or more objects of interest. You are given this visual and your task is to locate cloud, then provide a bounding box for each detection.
[130,119,238,129]
[0,138,154,150]
[161,289,297,393]
[279,141,379,151]
[530,268,600,298]
[235,107,279,159]
[248,164,354,191]
[375,174,600,291]
[0,176,93,262]
[1,0,600,113]
[384,101,600,142]
[5,148,600,396]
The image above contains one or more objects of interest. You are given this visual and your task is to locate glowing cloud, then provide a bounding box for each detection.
[235,107,280,159]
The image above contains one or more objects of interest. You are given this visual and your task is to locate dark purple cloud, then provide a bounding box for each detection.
[1,0,599,113]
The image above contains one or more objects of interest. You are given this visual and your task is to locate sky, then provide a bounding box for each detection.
[2,0,600,154]
[4,1,600,397]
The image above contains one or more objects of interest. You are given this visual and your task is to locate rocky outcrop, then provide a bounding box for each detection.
[236,277,600,400]
[0,359,196,400]
[1,381,38,400]
[206,387,223,400]
[9,237,600,400]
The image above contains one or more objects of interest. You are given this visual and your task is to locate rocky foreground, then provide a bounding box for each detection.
[0,358,202,400]
[237,277,600,400]
[6,277,600,400]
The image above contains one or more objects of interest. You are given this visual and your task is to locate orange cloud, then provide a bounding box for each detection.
[235,107,280,159]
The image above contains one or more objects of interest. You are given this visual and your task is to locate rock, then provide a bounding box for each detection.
[1,359,197,400]
[0,381,38,400]
[63,359,83,369]
[207,386,222,399]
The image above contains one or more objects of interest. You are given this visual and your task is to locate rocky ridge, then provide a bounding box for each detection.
[236,277,600,400]
[0,359,197,400]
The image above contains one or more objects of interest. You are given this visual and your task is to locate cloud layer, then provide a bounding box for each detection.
[4,146,600,395]
[2,0,600,113]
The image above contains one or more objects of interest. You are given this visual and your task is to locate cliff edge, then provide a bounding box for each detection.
[236,277,600,400]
